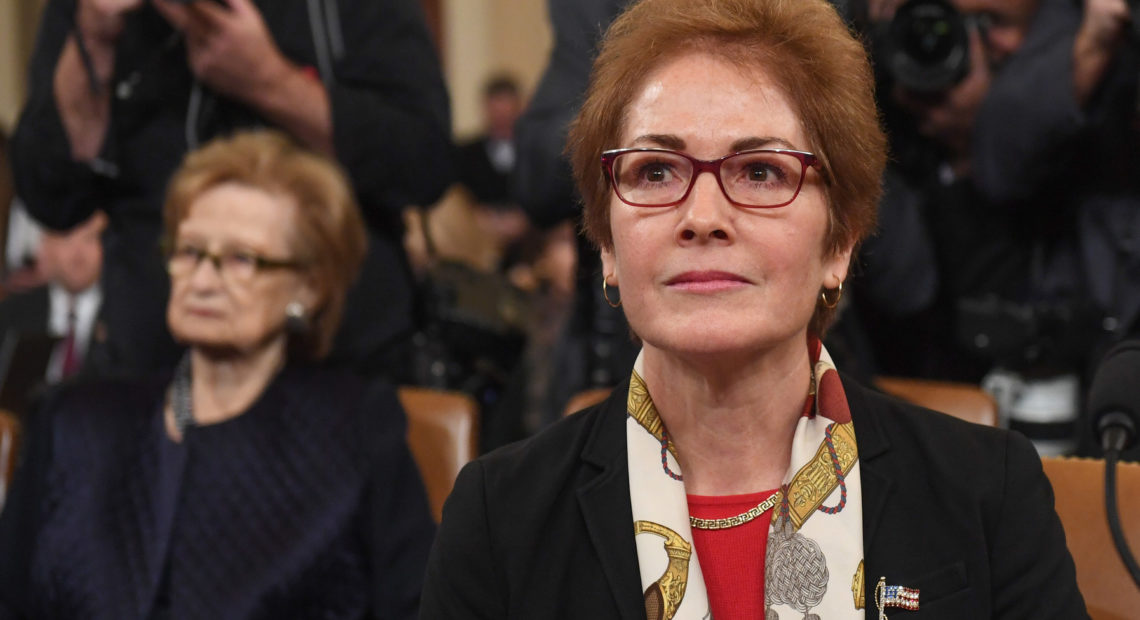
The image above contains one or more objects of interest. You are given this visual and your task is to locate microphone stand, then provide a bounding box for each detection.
[1102,422,1140,588]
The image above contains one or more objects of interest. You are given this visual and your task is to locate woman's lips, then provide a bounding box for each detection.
[186,306,225,318]
[665,270,751,292]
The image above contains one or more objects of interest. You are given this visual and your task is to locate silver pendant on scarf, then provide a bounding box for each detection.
[765,514,828,620]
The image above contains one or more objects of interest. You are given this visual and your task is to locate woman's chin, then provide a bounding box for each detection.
[636,315,805,359]
[171,326,236,352]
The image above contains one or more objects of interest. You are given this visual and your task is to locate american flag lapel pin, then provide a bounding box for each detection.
[874,576,920,619]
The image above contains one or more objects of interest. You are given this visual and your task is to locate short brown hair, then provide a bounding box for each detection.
[163,130,367,360]
[569,0,886,334]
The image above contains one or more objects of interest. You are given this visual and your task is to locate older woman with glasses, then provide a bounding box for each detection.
[0,130,434,620]
[421,0,1086,618]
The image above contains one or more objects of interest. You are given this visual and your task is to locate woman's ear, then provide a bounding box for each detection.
[294,273,322,313]
[600,246,618,286]
[825,242,854,288]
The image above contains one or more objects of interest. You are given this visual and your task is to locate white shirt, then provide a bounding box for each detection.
[45,284,102,383]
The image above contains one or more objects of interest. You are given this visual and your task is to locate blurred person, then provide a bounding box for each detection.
[2,202,45,294]
[452,74,536,280]
[0,131,434,619]
[509,0,644,426]
[970,0,1139,456]
[0,130,11,284]
[973,0,1139,339]
[31,210,107,381]
[0,131,44,294]
[456,74,525,209]
[0,210,108,420]
[421,1,1086,618]
[851,0,1041,382]
[12,0,453,378]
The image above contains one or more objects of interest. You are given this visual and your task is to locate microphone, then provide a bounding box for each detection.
[1087,338,1140,454]
[1085,336,1140,588]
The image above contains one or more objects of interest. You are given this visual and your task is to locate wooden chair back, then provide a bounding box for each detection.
[563,387,613,417]
[1041,456,1140,619]
[874,376,998,426]
[398,386,479,522]
[0,408,20,511]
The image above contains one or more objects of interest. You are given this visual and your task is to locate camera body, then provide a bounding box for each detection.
[880,0,972,93]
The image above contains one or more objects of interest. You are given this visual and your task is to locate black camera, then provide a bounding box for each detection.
[881,0,972,93]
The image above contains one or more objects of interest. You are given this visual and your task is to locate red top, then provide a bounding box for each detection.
[687,489,779,620]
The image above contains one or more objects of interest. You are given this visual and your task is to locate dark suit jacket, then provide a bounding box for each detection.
[421,375,1087,618]
[0,286,50,336]
[0,366,435,620]
[0,287,110,415]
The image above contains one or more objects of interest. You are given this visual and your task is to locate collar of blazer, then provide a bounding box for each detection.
[577,377,650,620]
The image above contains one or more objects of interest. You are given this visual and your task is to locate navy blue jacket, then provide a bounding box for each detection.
[0,366,434,619]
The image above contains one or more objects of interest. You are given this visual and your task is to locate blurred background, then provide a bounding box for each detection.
[0,0,552,141]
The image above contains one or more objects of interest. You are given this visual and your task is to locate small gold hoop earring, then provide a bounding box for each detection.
[820,281,843,309]
[602,275,621,308]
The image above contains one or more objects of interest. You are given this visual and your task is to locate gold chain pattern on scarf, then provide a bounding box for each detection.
[688,489,784,530]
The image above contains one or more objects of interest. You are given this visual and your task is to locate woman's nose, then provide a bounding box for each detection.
[187,254,224,289]
[677,171,732,243]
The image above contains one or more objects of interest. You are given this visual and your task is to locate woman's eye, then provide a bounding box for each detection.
[228,252,258,267]
[747,166,771,182]
[742,162,789,186]
[637,161,679,184]
[175,246,203,260]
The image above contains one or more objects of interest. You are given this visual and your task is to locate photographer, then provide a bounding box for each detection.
[856,0,1139,455]
[974,0,1139,344]
[11,0,453,377]
[972,0,1139,454]
[852,0,1042,382]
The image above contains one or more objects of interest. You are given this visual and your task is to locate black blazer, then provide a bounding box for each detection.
[0,286,49,336]
[421,375,1087,619]
[0,366,435,620]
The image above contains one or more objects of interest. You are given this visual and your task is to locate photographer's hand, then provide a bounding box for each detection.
[868,0,908,22]
[1073,0,1132,106]
[893,24,993,176]
[154,0,334,155]
[77,0,146,43]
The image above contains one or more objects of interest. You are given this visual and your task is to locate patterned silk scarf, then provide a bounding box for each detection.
[626,343,865,619]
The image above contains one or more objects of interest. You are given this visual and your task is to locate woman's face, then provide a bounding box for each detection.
[167,182,317,357]
[600,51,851,361]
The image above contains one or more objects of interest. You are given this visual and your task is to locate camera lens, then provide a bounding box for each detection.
[886,0,971,93]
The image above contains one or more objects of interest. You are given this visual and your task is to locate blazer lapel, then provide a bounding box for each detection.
[577,383,645,620]
[844,377,894,543]
[845,377,896,608]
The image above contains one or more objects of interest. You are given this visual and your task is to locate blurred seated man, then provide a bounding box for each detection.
[0,210,107,388]
[456,74,524,210]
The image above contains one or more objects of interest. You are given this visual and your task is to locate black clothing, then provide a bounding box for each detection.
[0,366,434,619]
[421,375,1087,618]
[0,286,110,413]
[455,137,511,207]
[0,286,50,339]
[11,0,453,375]
[973,0,1140,339]
[509,0,637,421]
